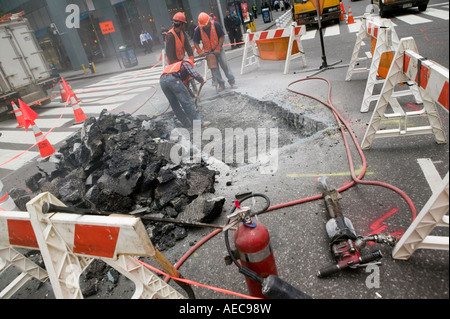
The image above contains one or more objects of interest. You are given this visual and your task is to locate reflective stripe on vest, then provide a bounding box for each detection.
[200,22,219,53]
[161,61,183,76]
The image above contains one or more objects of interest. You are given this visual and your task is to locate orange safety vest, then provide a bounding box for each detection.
[161,61,183,76]
[167,28,186,61]
[199,22,219,53]
[161,60,194,85]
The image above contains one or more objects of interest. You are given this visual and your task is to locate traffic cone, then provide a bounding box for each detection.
[347,6,355,24]
[31,121,56,158]
[58,81,68,103]
[17,99,55,158]
[18,99,38,132]
[61,77,87,123]
[0,180,19,211]
[11,101,25,128]
[340,2,346,21]
[69,94,87,123]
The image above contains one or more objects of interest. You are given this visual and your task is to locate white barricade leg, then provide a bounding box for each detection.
[284,24,306,74]
[240,31,260,75]
[0,247,48,299]
[392,172,449,260]
[360,23,400,112]
[361,37,447,149]
[26,194,93,299]
[102,255,185,299]
[345,18,368,81]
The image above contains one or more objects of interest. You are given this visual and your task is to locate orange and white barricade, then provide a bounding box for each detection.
[1,180,47,299]
[361,36,448,149]
[392,160,448,260]
[360,37,449,260]
[362,38,448,260]
[346,14,422,112]
[1,192,185,299]
[241,23,307,75]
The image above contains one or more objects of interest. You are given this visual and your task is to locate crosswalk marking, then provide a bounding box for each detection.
[394,14,432,24]
[324,23,340,37]
[298,7,448,41]
[422,7,449,20]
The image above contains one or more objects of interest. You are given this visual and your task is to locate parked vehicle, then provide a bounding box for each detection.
[292,0,342,26]
[371,0,429,18]
[0,12,57,119]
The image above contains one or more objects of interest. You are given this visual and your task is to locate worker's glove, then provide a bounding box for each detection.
[214,46,222,55]
[196,49,205,57]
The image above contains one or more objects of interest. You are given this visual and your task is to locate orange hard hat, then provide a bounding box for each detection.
[173,12,187,23]
[198,12,210,27]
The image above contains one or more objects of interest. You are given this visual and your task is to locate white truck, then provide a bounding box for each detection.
[0,12,57,119]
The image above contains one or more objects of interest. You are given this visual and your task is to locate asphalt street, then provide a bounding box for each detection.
[0,0,448,303]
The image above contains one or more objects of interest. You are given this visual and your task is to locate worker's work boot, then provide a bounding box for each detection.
[230,83,238,89]
[218,84,226,92]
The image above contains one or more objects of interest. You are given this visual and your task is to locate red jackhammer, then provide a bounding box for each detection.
[317,176,397,278]
[224,193,310,299]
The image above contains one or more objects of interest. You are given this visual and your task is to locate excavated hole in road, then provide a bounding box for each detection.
[195,92,329,170]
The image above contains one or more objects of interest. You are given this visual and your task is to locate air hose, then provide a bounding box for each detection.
[163,76,417,298]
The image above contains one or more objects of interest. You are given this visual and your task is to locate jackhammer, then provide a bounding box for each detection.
[317,176,397,278]
[224,193,311,299]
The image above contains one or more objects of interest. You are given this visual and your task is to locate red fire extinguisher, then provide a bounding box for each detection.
[234,218,278,298]
[224,193,310,299]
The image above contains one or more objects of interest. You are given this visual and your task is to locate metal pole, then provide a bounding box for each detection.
[315,0,328,68]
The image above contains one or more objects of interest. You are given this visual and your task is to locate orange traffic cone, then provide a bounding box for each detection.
[18,99,55,158]
[347,6,355,24]
[61,77,87,123]
[58,81,68,103]
[340,2,346,21]
[18,99,38,131]
[31,121,56,158]
[0,180,19,211]
[11,101,25,128]
[69,94,87,123]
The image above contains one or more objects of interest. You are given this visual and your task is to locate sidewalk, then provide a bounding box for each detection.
[60,9,288,81]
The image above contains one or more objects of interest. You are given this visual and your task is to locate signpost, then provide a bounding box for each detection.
[300,0,347,76]
[99,21,122,69]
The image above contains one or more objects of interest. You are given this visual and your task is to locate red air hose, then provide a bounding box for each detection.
[165,77,418,292]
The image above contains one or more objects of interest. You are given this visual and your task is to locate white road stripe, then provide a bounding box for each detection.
[421,8,449,20]
[324,24,340,37]
[394,14,432,25]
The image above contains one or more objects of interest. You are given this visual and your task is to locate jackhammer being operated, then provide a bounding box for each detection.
[317,176,397,278]
[224,193,311,299]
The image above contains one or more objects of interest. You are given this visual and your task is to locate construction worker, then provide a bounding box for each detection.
[193,12,237,92]
[165,12,195,65]
[159,59,209,128]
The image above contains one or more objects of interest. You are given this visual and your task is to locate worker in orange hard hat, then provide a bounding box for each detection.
[160,59,209,128]
[165,12,195,65]
[193,12,237,92]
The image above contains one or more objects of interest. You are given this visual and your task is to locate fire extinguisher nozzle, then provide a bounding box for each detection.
[262,275,311,299]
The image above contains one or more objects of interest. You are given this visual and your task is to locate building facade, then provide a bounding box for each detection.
[0,0,266,70]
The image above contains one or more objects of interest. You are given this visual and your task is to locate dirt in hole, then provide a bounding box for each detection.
[196,92,328,167]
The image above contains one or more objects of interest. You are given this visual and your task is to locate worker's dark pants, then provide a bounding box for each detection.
[160,74,201,127]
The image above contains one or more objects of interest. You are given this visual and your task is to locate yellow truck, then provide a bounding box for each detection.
[292,0,342,26]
